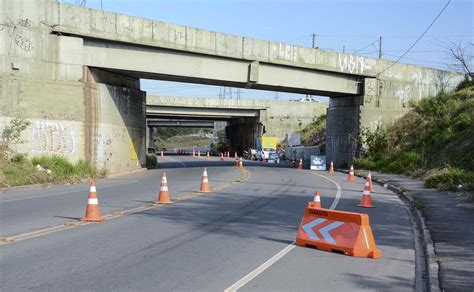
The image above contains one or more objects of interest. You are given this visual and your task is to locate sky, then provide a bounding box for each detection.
[62,0,473,100]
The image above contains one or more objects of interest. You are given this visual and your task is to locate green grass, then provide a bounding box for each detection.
[301,114,326,146]
[357,82,474,194]
[0,155,97,187]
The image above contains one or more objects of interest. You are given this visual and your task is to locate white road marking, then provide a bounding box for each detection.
[224,171,342,292]
[0,180,139,203]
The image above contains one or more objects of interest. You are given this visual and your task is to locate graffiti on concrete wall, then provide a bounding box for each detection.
[32,121,75,154]
[2,17,34,54]
[96,132,113,166]
[338,54,375,75]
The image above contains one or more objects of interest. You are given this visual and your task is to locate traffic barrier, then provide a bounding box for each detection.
[347,165,356,181]
[199,168,212,193]
[329,161,334,174]
[239,157,243,169]
[298,158,303,170]
[358,179,375,208]
[81,180,104,222]
[296,207,381,259]
[307,191,321,208]
[220,153,224,161]
[367,171,373,191]
[156,173,171,204]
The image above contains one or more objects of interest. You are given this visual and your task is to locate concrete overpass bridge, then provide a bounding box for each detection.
[146,96,326,152]
[1,0,465,173]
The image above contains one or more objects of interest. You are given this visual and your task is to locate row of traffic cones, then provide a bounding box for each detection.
[307,173,375,209]
[81,168,213,222]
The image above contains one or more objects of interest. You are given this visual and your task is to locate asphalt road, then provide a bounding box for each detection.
[0,155,416,291]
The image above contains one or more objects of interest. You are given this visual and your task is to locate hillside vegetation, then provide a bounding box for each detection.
[301,114,326,146]
[355,80,474,197]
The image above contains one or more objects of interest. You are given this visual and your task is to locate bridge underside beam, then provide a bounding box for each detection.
[146,106,260,119]
[82,39,363,97]
[147,119,214,128]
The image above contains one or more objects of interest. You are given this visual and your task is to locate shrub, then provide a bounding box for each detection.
[31,155,96,183]
[146,154,158,169]
[424,168,473,191]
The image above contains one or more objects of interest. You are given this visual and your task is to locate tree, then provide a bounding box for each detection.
[444,41,473,78]
[1,116,31,160]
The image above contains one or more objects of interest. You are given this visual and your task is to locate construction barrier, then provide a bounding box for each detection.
[296,207,381,259]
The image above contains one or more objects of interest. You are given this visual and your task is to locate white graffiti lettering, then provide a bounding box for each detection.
[338,53,375,75]
[32,121,75,154]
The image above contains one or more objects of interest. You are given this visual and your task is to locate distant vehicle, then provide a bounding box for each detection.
[297,96,320,103]
[147,147,156,154]
[256,147,276,161]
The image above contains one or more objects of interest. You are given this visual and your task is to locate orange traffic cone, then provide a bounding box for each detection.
[207,152,210,159]
[192,149,195,157]
[367,170,373,191]
[298,158,303,170]
[156,173,171,204]
[199,168,212,192]
[81,180,104,222]
[329,161,335,174]
[358,179,375,208]
[235,157,239,167]
[239,157,243,169]
[220,153,224,161]
[348,165,356,182]
[308,191,321,208]
[234,152,238,159]
[227,151,230,158]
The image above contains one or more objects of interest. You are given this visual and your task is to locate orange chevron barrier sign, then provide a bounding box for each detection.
[296,207,381,259]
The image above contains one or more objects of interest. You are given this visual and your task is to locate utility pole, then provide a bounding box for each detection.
[343,45,345,54]
[312,33,317,49]
[100,0,103,10]
[378,36,382,59]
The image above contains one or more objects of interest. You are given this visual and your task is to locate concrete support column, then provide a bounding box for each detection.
[326,96,363,167]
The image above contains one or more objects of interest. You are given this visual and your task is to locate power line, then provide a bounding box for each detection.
[378,0,451,75]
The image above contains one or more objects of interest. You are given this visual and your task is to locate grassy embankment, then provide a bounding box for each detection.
[355,80,474,198]
[0,155,98,188]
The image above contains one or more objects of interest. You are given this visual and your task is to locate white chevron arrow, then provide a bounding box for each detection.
[302,219,344,244]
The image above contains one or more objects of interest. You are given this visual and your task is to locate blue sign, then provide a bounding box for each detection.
[268,152,278,163]
[310,155,326,170]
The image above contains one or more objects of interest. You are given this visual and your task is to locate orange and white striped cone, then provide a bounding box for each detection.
[367,170,373,191]
[234,152,238,159]
[298,158,303,170]
[81,180,104,222]
[199,168,211,193]
[220,153,224,162]
[198,150,201,157]
[239,157,243,169]
[227,152,230,158]
[348,165,356,182]
[308,191,322,208]
[160,150,164,158]
[192,149,195,157]
[207,152,210,159]
[329,161,335,174]
[235,157,239,167]
[156,173,171,204]
[358,179,375,208]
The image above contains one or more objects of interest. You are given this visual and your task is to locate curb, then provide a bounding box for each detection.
[338,169,439,292]
[375,178,440,292]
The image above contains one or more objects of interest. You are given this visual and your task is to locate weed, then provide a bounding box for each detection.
[146,154,158,169]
